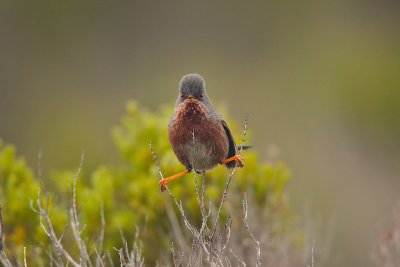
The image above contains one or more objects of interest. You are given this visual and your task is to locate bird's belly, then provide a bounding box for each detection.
[180,140,220,172]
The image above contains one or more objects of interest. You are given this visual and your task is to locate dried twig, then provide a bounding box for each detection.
[23,247,27,267]
[70,152,92,267]
[229,249,246,267]
[238,114,249,153]
[0,255,13,267]
[29,152,95,267]
[149,142,206,254]
[242,194,261,267]
[149,142,210,253]
[94,248,105,267]
[210,115,249,242]
[170,242,184,267]
[149,141,190,253]
[193,174,211,246]
[37,148,47,192]
[95,203,106,267]
[209,167,237,242]
[114,228,144,267]
[222,216,233,251]
[30,189,80,267]
[307,240,315,267]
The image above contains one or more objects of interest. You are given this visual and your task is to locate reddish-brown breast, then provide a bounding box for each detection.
[168,100,229,172]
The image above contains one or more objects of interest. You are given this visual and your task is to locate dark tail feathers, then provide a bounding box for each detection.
[237,145,252,151]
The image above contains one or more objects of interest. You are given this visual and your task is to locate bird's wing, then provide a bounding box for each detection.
[221,120,237,168]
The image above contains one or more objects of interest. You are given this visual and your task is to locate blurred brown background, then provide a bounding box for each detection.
[1,1,399,266]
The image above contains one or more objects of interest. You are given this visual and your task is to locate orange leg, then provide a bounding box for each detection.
[159,170,190,191]
[221,154,245,168]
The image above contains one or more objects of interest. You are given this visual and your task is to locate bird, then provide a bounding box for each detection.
[159,73,246,191]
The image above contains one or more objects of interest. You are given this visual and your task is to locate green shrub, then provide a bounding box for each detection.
[0,140,67,265]
[0,100,299,265]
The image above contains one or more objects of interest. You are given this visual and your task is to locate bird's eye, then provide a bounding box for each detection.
[199,94,203,98]
[181,94,184,98]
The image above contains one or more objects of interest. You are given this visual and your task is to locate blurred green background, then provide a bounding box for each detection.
[0,1,399,266]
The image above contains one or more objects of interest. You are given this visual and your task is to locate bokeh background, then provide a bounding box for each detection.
[1,1,399,266]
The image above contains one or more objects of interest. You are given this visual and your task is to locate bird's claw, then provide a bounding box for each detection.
[221,154,245,168]
[159,179,167,192]
[235,155,245,168]
[158,169,190,192]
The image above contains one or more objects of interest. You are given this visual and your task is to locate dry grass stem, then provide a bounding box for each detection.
[242,194,261,267]
[307,240,315,267]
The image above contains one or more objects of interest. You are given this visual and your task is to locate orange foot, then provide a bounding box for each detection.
[221,154,245,168]
[159,170,190,191]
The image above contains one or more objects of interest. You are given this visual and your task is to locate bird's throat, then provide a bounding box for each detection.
[178,100,207,119]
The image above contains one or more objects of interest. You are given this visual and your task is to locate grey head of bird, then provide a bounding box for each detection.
[176,74,213,109]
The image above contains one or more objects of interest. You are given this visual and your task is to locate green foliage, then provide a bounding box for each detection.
[0,140,67,264]
[0,100,295,265]
[0,140,39,253]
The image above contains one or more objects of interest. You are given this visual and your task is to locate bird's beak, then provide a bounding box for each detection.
[187,95,195,100]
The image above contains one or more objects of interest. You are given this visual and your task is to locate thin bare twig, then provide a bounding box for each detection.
[209,167,237,243]
[114,247,125,267]
[0,254,13,267]
[242,194,261,267]
[23,247,27,267]
[308,240,315,267]
[95,203,106,267]
[222,217,233,251]
[70,152,92,267]
[148,141,165,182]
[170,242,184,267]
[30,189,80,267]
[118,228,129,261]
[193,174,211,246]
[210,115,249,242]
[29,152,91,267]
[190,128,212,259]
[72,152,84,225]
[238,114,249,154]
[37,148,47,191]
[94,248,105,267]
[114,228,144,267]
[229,249,246,267]
[149,141,205,254]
